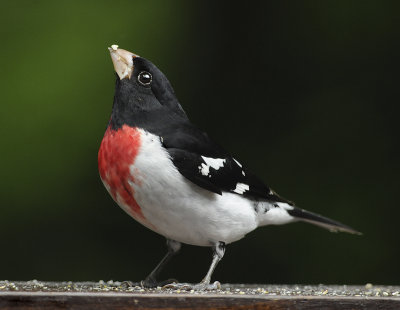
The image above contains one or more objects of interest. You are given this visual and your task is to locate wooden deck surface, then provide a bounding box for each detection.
[1,281,399,309]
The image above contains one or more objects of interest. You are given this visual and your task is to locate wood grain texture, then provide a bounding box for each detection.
[1,292,400,310]
[1,282,399,310]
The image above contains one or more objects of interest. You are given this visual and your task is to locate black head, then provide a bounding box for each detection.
[108,46,187,130]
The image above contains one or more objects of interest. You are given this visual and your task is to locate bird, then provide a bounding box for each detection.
[98,45,360,290]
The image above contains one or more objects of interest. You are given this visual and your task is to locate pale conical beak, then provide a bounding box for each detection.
[108,45,138,80]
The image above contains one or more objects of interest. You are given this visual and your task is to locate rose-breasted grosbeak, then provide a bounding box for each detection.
[98,45,359,290]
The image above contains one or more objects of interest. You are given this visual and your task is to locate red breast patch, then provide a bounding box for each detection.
[98,125,145,221]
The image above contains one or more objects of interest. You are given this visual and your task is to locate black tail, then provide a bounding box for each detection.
[288,207,361,235]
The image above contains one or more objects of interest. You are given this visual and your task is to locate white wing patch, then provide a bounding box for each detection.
[199,157,226,176]
[233,182,249,194]
[234,158,246,176]
[233,158,242,168]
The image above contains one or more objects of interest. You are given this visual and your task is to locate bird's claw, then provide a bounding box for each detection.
[120,281,143,288]
[163,281,221,291]
[141,278,178,288]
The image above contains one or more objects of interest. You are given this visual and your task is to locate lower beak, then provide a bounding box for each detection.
[108,45,138,80]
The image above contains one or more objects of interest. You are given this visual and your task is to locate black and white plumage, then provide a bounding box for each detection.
[98,45,359,290]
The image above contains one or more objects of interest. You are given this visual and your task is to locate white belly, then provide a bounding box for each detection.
[127,129,258,246]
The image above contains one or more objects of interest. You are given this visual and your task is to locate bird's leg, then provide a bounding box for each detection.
[141,239,181,288]
[197,241,225,288]
[164,241,225,291]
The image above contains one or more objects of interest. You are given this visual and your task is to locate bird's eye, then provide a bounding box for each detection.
[138,71,152,86]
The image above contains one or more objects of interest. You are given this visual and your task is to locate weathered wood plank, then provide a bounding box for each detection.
[1,292,400,310]
[1,281,399,310]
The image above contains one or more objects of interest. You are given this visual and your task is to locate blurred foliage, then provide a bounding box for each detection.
[0,0,399,284]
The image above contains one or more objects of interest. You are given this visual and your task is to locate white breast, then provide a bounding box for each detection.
[126,129,259,246]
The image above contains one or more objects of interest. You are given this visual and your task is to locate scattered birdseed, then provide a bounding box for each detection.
[365,283,373,289]
[0,281,400,299]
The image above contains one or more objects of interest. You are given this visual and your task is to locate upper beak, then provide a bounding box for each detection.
[108,45,138,80]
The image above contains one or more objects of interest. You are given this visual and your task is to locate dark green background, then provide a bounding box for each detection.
[1,1,399,285]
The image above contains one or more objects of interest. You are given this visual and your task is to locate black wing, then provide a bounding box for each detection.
[160,121,292,204]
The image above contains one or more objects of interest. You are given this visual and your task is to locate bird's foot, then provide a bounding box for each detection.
[120,281,140,288]
[163,281,221,291]
[140,277,178,288]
